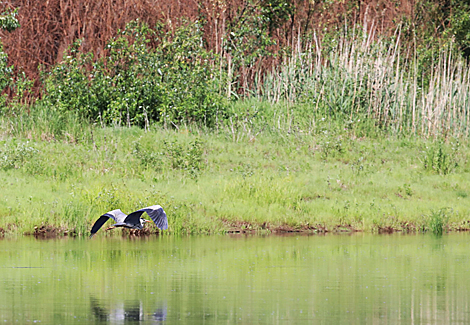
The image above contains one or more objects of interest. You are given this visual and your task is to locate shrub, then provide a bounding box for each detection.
[0,9,21,112]
[42,20,227,127]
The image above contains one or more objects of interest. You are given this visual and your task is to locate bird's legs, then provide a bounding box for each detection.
[105,226,116,231]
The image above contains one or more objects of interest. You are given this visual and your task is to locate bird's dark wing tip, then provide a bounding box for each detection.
[89,215,113,237]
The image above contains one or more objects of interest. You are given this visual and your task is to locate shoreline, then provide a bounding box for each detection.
[1,221,469,239]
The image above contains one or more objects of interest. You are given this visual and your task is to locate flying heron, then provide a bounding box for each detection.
[89,205,168,238]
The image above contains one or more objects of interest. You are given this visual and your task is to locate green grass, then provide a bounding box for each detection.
[1,102,470,237]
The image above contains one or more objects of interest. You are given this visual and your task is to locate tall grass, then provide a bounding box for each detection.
[254,29,470,138]
[0,102,94,144]
[427,208,451,235]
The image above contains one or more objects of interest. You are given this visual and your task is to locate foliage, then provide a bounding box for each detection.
[5,0,470,104]
[0,9,20,32]
[398,0,470,88]
[42,20,227,126]
[409,0,470,58]
[0,42,11,110]
[8,2,470,139]
[222,0,283,96]
[448,5,470,58]
[0,8,21,112]
[260,0,295,32]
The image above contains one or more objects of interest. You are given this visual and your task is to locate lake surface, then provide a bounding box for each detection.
[1,233,469,324]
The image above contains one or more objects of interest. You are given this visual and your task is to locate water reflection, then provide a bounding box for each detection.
[0,234,469,323]
[90,297,167,323]
[90,297,108,321]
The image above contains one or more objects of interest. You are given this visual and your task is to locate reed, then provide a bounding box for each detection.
[253,29,470,138]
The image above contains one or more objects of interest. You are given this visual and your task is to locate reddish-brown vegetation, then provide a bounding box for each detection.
[0,0,414,84]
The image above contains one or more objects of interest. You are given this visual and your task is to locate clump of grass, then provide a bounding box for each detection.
[133,141,164,171]
[318,134,344,160]
[164,138,205,178]
[397,183,413,198]
[422,141,459,175]
[0,141,39,170]
[426,208,451,235]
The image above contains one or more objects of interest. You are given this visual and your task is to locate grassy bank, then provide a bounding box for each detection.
[1,101,469,237]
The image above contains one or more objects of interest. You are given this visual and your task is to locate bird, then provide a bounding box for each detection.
[89,205,168,238]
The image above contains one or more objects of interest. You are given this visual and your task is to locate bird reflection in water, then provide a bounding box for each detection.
[90,296,167,323]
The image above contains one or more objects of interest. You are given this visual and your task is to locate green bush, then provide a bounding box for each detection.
[42,20,227,127]
[0,9,21,112]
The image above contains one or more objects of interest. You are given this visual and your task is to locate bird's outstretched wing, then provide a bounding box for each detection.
[89,209,126,238]
[125,205,168,230]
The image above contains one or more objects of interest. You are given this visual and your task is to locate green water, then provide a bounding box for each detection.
[1,233,469,324]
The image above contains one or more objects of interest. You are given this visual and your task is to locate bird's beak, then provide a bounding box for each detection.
[144,219,151,223]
